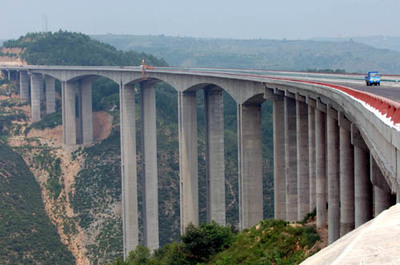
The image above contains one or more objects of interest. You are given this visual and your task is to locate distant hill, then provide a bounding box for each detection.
[2,31,168,66]
[93,34,400,74]
[313,36,400,53]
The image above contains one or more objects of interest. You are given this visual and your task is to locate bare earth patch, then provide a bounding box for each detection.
[93,111,113,141]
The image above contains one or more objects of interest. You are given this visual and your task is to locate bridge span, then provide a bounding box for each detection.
[1,65,400,257]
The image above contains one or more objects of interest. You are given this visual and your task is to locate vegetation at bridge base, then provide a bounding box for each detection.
[107,219,319,265]
[0,140,75,264]
[24,111,62,135]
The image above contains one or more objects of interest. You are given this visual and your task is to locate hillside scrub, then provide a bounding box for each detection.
[107,220,320,265]
[0,139,75,264]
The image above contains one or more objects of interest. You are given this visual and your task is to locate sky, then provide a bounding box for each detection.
[1,0,399,40]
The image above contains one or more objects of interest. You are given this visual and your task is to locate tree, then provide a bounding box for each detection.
[181,221,236,264]
[126,245,152,265]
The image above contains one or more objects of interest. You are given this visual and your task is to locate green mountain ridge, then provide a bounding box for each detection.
[92,34,400,74]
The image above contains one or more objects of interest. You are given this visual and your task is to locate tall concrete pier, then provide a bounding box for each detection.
[19,71,29,100]
[61,79,93,145]
[307,102,316,212]
[30,73,42,122]
[273,97,286,220]
[284,96,297,221]
[238,102,263,229]
[79,79,93,145]
[370,156,392,215]
[352,126,372,228]
[296,98,309,220]
[45,76,56,114]
[140,84,159,250]
[339,114,354,236]
[315,106,327,228]
[205,87,225,225]
[327,107,340,243]
[178,91,199,233]
[120,84,139,257]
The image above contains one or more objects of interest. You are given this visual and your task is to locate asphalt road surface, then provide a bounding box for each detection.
[330,80,400,103]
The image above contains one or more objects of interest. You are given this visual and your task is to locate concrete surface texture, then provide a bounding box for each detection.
[301,203,400,265]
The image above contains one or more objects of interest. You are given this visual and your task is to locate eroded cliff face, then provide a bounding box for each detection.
[0,47,26,66]
[5,93,117,265]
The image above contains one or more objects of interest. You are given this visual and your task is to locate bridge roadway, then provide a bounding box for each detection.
[1,65,400,258]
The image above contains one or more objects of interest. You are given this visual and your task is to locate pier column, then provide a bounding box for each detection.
[178,91,198,233]
[45,76,56,114]
[327,107,340,244]
[338,114,354,236]
[370,156,392,215]
[19,71,29,100]
[120,84,138,258]
[80,79,93,145]
[296,97,309,220]
[285,96,297,221]
[273,96,285,220]
[315,102,327,228]
[205,87,225,225]
[352,125,372,228]
[63,81,77,145]
[140,84,159,250]
[30,73,42,122]
[238,102,263,230]
[307,99,316,212]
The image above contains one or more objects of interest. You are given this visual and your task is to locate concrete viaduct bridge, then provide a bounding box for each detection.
[2,66,400,257]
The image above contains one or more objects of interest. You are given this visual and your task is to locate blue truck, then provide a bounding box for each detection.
[365,71,381,86]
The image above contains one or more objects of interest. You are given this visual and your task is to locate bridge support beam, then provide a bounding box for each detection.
[308,102,316,212]
[79,79,93,145]
[19,71,29,100]
[273,97,285,220]
[371,156,392,215]
[339,114,354,237]
[296,99,309,220]
[178,91,199,233]
[62,80,93,145]
[205,87,225,225]
[238,102,263,230]
[120,84,138,258]
[30,73,42,123]
[63,81,77,145]
[374,186,393,215]
[284,97,297,221]
[45,76,56,114]
[315,106,327,228]
[327,107,340,244]
[352,125,372,228]
[140,84,159,250]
